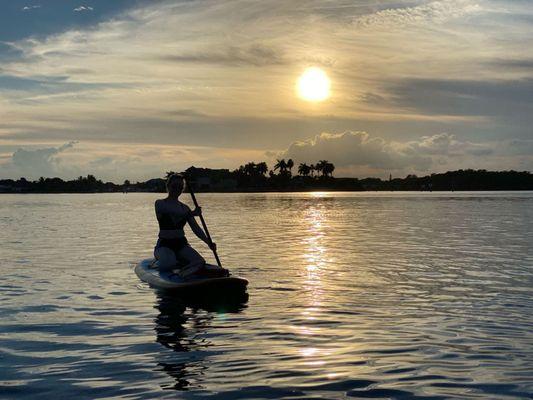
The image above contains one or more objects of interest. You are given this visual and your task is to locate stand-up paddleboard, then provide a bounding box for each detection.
[135,258,248,293]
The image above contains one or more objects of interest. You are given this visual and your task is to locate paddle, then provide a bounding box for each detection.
[185,178,222,267]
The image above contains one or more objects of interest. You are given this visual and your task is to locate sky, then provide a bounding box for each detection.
[0,0,532,181]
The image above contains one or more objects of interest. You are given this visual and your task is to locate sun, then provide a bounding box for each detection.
[297,67,330,102]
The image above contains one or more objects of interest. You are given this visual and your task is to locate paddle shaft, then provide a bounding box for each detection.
[186,180,222,267]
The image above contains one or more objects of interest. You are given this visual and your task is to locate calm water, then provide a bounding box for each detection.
[1,192,532,399]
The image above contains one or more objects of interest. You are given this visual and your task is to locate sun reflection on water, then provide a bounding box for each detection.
[309,191,331,198]
[302,205,329,287]
[295,203,334,368]
[300,347,318,357]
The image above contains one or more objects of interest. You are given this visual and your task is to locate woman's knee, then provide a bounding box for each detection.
[178,245,205,267]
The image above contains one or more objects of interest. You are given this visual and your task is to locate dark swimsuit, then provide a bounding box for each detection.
[156,209,191,258]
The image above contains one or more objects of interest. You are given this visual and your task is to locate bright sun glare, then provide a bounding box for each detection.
[297,67,330,102]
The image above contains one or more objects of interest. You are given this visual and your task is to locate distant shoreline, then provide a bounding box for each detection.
[1,168,532,193]
[2,189,533,195]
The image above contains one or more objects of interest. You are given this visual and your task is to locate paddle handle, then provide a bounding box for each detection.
[186,180,222,267]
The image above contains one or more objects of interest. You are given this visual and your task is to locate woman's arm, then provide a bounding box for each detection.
[182,203,215,249]
[187,214,211,245]
[154,200,162,219]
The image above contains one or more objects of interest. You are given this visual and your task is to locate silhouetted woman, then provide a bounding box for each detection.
[154,174,216,277]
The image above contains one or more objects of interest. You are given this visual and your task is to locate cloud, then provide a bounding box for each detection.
[160,44,287,67]
[368,78,533,120]
[2,141,76,178]
[406,133,494,156]
[0,141,266,181]
[22,5,41,11]
[505,139,533,156]
[283,131,432,173]
[490,58,533,71]
[0,43,26,63]
[281,131,514,177]
[73,6,94,12]
[1,132,531,181]
[353,0,482,29]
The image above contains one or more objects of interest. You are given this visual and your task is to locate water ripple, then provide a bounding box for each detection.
[1,192,532,399]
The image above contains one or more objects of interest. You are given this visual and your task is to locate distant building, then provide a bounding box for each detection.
[184,166,234,191]
[196,176,211,190]
[144,178,165,192]
[215,178,238,190]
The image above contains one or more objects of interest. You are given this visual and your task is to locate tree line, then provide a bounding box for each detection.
[1,168,532,193]
[233,159,335,179]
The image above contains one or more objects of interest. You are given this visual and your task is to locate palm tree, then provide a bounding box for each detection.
[244,162,256,176]
[298,163,311,177]
[323,162,335,177]
[287,159,294,177]
[256,162,268,176]
[316,160,329,177]
[274,159,288,174]
[309,164,316,178]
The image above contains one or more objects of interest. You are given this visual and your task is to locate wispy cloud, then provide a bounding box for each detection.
[353,0,482,29]
[22,5,41,11]
[73,6,93,12]
[160,44,287,67]
[365,77,533,118]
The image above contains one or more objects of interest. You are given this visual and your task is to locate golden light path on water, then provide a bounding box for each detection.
[295,192,353,378]
[299,202,326,364]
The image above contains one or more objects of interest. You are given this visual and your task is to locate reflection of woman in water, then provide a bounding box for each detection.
[154,295,204,391]
[154,293,248,391]
[154,174,216,276]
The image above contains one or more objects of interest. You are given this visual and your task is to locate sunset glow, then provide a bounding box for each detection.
[0,1,531,181]
[297,68,331,102]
